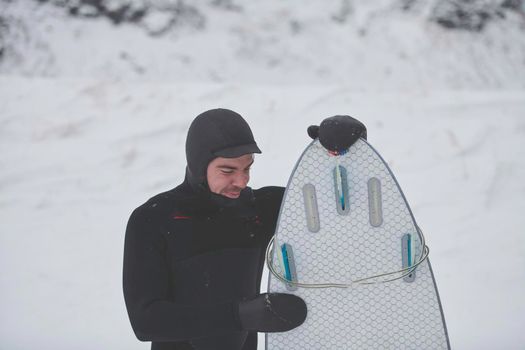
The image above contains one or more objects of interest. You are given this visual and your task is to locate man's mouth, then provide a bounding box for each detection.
[223,191,241,198]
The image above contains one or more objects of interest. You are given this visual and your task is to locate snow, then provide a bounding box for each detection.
[1,1,525,349]
[2,1,525,89]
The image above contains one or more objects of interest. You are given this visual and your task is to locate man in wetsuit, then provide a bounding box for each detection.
[123,108,307,350]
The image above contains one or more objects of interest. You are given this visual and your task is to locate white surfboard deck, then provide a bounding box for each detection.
[266,138,450,349]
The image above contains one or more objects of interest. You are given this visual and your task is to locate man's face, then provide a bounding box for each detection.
[206,154,254,199]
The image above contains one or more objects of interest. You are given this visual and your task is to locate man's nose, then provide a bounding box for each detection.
[232,172,249,188]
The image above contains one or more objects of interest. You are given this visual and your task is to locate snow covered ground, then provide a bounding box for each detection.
[1,77,524,349]
[2,1,525,89]
[1,1,525,349]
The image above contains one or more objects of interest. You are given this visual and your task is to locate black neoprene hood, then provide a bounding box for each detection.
[185,108,261,190]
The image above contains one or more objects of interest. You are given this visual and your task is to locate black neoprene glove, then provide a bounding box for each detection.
[308,115,367,153]
[235,293,307,332]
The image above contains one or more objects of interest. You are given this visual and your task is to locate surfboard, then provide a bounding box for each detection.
[266,137,450,349]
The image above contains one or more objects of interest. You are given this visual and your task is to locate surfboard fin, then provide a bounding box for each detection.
[402,234,416,282]
[303,184,320,232]
[367,177,383,227]
[333,165,350,215]
[279,243,298,291]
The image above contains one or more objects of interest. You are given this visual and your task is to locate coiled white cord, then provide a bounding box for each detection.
[265,226,430,288]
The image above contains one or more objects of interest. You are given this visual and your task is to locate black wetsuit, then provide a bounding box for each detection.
[123,179,284,350]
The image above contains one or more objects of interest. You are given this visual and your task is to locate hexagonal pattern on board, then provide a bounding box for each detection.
[266,139,450,350]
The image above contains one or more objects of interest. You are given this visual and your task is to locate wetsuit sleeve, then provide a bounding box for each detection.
[256,186,285,235]
[254,186,285,294]
[122,207,240,342]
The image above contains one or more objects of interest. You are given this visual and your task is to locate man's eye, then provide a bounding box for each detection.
[221,170,233,174]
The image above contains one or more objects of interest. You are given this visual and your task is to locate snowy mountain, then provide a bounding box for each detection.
[1,0,525,89]
[1,1,525,350]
